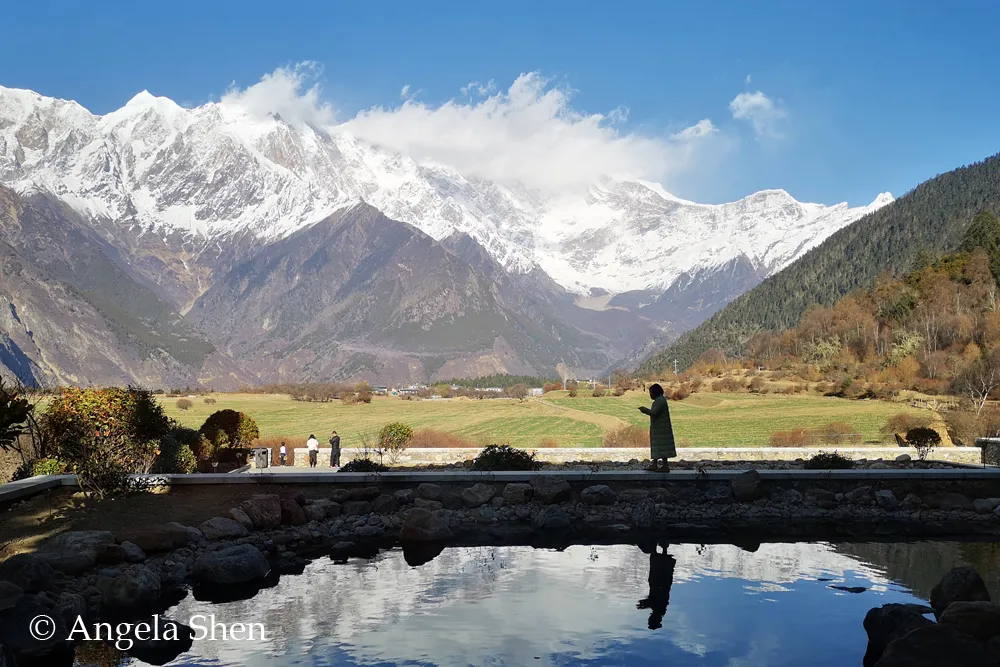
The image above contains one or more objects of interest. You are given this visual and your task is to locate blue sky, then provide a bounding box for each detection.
[5,0,999,205]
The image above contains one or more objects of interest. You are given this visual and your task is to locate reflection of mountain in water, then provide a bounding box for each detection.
[145,541,940,667]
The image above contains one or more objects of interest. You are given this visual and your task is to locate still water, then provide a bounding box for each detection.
[119,541,999,667]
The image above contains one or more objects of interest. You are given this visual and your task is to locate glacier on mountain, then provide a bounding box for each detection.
[0,85,892,296]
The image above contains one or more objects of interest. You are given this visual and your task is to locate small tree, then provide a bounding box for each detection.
[952,350,1000,416]
[200,409,259,449]
[377,422,413,465]
[0,378,33,453]
[176,398,193,411]
[506,384,529,402]
[906,427,942,460]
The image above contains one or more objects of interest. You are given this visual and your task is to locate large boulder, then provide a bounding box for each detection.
[931,567,991,617]
[531,478,571,504]
[341,500,372,516]
[238,494,282,530]
[394,489,415,505]
[0,595,68,657]
[229,507,255,529]
[120,616,194,666]
[618,488,650,504]
[845,486,874,504]
[279,489,307,506]
[304,504,327,522]
[503,483,534,505]
[632,498,656,529]
[53,592,86,631]
[192,545,270,585]
[102,565,161,611]
[863,603,934,665]
[534,506,571,529]
[461,483,496,508]
[117,524,194,553]
[35,531,116,574]
[731,470,762,502]
[398,508,453,542]
[876,624,993,667]
[939,601,1000,641]
[349,486,382,501]
[371,495,400,515]
[280,499,308,526]
[704,485,734,504]
[875,490,899,510]
[0,554,53,592]
[441,492,466,510]
[120,541,146,563]
[199,517,250,541]
[416,483,443,501]
[925,492,974,512]
[581,485,616,506]
[0,582,23,612]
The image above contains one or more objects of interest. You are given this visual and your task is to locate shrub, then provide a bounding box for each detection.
[409,429,477,448]
[536,438,559,448]
[670,385,691,401]
[748,377,766,393]
[711,377,744,392]
[339,458,388,473]
[152,432,198,474]
[378,422,413,464]
[882,412,932,438]
[357,390,373,404]
[769,428,812,447]
[906,427,942,460]
[602,425,649,448]
[803,451,854,469]
[612,387,625,397]
[471,444,540,471]
[175,398,193,411]
[43,386,170,499]
[200,409,259,450]
[0,378,32,453]
[592,388,606,398]
[568,388,578,398]
[12,456,66,481]
[203,397,217,405]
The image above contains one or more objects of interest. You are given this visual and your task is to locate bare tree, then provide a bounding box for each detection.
[506,384,529,402]
[952,350,1000,416]
[556,363,570,390]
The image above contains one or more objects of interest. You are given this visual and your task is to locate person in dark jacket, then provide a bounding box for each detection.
[637,541,676,630]
[638,383,676,472]
[329,430,341,467]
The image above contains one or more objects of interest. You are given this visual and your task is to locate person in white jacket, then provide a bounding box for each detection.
[306,434,320,468]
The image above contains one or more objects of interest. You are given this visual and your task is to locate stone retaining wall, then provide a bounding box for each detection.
[279,446,983,468]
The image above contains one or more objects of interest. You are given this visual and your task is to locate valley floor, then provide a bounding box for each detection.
[159,391,940,449]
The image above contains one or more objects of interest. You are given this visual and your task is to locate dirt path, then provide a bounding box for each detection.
[529,398,629,432]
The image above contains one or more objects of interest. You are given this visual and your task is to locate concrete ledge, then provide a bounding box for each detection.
[279,446,982,468]
[0,474,73,503]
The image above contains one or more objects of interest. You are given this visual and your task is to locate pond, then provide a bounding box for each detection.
[87,540,1000,667]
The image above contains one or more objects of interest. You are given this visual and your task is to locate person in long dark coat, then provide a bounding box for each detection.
[637,542,676,630]
[329,430,341,468]
[638,383,676,471]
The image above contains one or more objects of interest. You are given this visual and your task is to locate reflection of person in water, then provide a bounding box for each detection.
[637,541,676,630]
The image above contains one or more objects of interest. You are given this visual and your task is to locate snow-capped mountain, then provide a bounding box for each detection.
[0,85,892,297]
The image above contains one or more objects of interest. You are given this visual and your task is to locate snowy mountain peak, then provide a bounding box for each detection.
[0,86,894,295]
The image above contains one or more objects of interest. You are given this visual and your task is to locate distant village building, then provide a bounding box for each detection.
[372,385,389,395]
[483,387,503,393]
[530,387,544,397]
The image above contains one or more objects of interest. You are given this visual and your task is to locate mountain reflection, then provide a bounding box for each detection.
[131,540,1000,667]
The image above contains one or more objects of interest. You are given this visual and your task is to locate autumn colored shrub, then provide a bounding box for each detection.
[203,397,217,405]
[769,428,812,447]
[536,438,560,448]
[882,412,932,439]
[602,425,649,448]
[409,429,477,448]
[43,386,171,498]
[592,388,606,397]
[814,421,861,445]
[175,398,193,411]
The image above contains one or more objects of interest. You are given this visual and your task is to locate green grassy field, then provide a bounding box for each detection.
[160,390,936,449]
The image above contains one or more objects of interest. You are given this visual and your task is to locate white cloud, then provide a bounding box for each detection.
[220,61,336,127]
[342,72,713,192]
[671,119,717,141]
[745,74,752,85]
[219,64,726,194]
[729,90,786,139]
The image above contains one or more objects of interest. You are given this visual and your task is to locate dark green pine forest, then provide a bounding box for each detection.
[638,152,1000,377]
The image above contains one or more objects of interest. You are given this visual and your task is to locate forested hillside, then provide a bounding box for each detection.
[638,152,1000,376]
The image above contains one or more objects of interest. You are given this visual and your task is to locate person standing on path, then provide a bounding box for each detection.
[638,383,675,472]
[306,434,319,468]
[329,430,341,468]
[279,441,287,466]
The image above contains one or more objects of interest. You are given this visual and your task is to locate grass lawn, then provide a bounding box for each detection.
[545,392,937,447]
[161,390,940,449]
[161,395,604,448]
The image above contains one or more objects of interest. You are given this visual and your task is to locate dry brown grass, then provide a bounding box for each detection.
[602,424,649,448]
[408,428,478,448]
